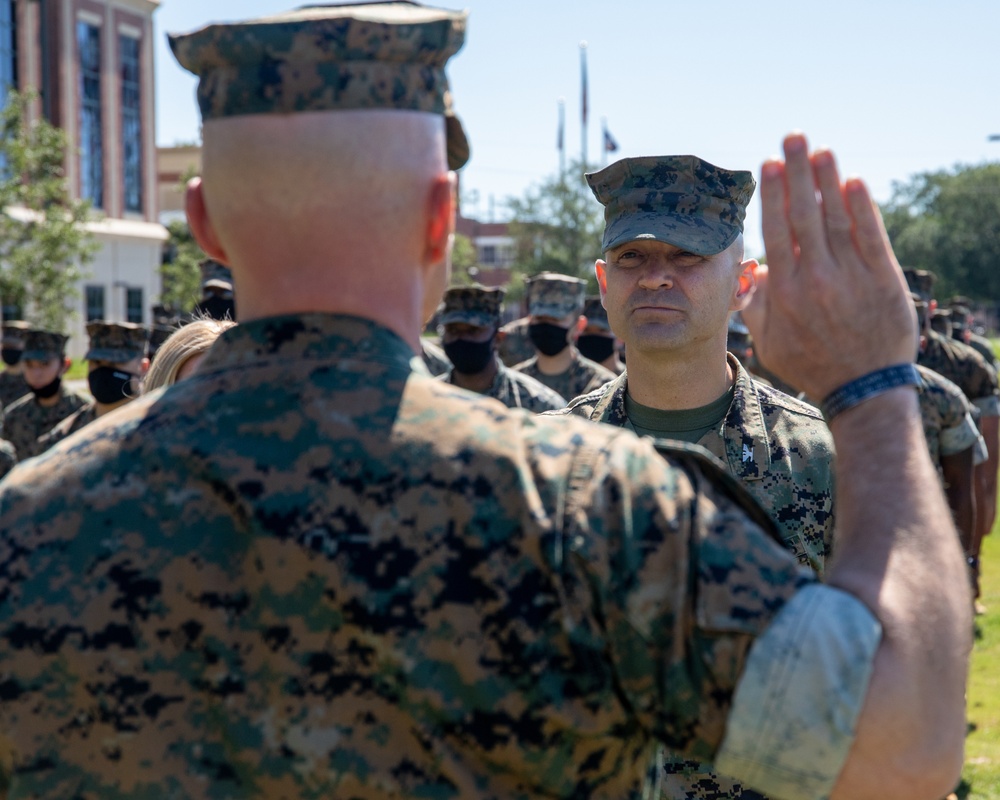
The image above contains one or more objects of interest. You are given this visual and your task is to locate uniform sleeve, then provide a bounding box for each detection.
[941,410,982,457]
[573,435,817,761]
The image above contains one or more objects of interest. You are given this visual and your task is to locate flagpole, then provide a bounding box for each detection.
[580,41,588,170]
[558,97,566,176]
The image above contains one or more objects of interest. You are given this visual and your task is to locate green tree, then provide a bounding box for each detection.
[0,90,97,330]
[448,232,478,285]
[505,159,604,293]
[160,220,205,313]
[881,163,1000,300]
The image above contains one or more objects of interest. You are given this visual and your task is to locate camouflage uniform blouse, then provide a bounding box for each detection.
[514,349,616,403]
[442,360,567,413]
[497,315,536,367]
[35,401,97,455]
[919,331,1000,418]
[1,383,90,461]
[0,313,814,800]
[916,364,982,468]
[549,354,835,799]
[0,370,28,410]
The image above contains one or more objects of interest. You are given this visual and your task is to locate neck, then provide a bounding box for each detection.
[35,391,60,408]
[625,341,733,410]
[233,267,430,354]
[601,354,624,373]
[450,355,500,394]
[535,346,576,375]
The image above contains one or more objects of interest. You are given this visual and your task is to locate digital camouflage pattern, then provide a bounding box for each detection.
[514,351,616,403]
[85,321,148,362]
[0,371,28,409]
[1,384,90,461]
[527,272,586,319]
[920,330,1000,416]
[1,320,29,347]
[587,156,756,256]
[420,337,451,376]
[438,284,504,328]
[35,402,97,455]
[549,355,835,800]
[915,364,981,469]
[0,438,13,480]
[0,312,815,799]
[550,354,834,575]
[21,329,67,361]
[443,360,567,413]
[497,316,535,367]
[169,2,471,170]
[583,296,611,331]
[965,333,1000,372]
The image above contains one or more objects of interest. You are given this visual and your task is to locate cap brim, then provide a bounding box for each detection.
[203,279,233,291]
[603,210,740,256]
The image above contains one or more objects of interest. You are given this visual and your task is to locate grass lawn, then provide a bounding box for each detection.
[960,511,1000,798]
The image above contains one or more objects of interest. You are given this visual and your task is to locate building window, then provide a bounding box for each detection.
[126,287,143,324]
[85,285,105,321]
[479,244,497,265]
[0,1,15,112]
[78,21,103,208]
[120,35,142,213]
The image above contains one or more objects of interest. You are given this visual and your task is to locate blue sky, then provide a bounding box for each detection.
[155,1,1000,257]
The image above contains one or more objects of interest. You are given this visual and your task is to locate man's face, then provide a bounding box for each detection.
[595,239,754,356]
[23,357,66,389]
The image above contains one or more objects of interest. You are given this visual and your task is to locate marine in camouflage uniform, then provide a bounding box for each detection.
[0,6,956,799]
[567,153,837,800]
[949,301,999,371]
[36,322,149,454]
[437,284,566,412]
[552,356,834,574]
[578,295,625,374]
[513,273,616,399]
[1,330,89,462]
[0,321,30,409]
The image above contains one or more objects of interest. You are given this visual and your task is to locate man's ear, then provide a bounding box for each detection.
[185,177,229,264]
[732,259,758,311]
[425,172,457,266]
[595,260,608,300]
[60,356,71,375]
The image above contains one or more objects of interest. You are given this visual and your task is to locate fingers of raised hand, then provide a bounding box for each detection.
[760,159,795,279]
[811,149,858,270]
[845,178,897,281]
[782,133,831,264]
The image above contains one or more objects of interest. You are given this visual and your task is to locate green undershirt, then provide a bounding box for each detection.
[625,384,735,443]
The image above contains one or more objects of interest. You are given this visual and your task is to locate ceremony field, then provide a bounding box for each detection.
[961,486,1000,798]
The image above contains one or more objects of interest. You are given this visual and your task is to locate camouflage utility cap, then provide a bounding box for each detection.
[439,285,504,328]
[22,330,67,361]
[168,1,470,170]
[85,322,148,363]
[583,296,610,331]
[904,268,936,302]
[200,259,233,292]
[1,320,30,348]
[527,273,586,319]
[587,155,755,255]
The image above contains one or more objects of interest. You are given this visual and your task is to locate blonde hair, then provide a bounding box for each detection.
[142,318,236,393]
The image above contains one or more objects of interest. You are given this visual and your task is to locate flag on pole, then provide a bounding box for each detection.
[603,125,619,153]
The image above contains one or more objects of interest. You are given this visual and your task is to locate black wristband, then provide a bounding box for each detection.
[820,363,921,421]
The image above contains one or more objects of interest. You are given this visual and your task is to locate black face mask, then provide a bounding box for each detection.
[1,348,21,367]
[529,322,570,357]
[88,366,135,405]
[31,375,61,400]
[443,337,495,375]
[197,294,236,321]
[577,334,615,363]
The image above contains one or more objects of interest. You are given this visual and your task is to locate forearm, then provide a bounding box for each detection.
[979,415,999,536]
[827,389,970,798]
[942,451,976,554]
